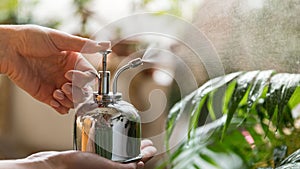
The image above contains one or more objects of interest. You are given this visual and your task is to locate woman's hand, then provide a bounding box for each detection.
[0,140,157,169]
[0,25,109,114]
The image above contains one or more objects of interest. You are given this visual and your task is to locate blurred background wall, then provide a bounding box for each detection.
[0,0,299,168]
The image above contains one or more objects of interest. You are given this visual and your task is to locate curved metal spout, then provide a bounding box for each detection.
[113,58,143,94]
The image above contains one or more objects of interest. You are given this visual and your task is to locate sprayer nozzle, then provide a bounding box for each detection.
[112,58,143,94]
[129,58,143,68]
[98,41,111,53]
[103,49,112,55]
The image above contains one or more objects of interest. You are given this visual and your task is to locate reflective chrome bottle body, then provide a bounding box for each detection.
[74,96,141,162]
[73,49,143,162]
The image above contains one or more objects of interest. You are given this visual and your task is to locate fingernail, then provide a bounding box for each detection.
[55,91,65,100]
[63,84,72,95]
[50,100,60,108]
[98,41,111,51]
[65,71,73,81]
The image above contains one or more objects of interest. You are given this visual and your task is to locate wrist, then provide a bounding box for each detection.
[0,25,18,74]
[0,159,43,169]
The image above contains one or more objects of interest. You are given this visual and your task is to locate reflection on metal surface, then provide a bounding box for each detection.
[74,50,142,162]
[74,101,141,162]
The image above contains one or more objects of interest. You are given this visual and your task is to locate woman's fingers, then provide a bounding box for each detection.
[141,139,154,150]
[61,83,93,104]
[65,70,97,88]
[140,146,157,163]
[137,161,145,169]
[53,89,74,108]
[140,140,157,163]
[61,83,73,100]
[49,99,70,114]
[51,81,93,114]
[46,26,111,53]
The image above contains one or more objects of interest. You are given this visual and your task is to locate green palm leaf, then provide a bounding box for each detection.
[162,70,300,169]
[247,70,274,111]
[165,72,242,146]
[222,71,259,138]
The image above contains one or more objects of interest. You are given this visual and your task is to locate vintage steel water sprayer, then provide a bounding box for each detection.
[74,49,143,163]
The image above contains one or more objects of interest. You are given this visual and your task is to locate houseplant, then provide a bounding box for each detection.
[158,70,300,169]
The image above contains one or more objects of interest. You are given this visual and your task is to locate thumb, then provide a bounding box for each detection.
[46,28,110,53]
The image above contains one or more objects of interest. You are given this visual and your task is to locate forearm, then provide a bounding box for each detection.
[0,159,51,169]
[0,159,26,169]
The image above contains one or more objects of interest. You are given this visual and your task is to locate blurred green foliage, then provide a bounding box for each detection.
[0,0,60,28]
[0,0,18,24]
[73,0,93,37]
